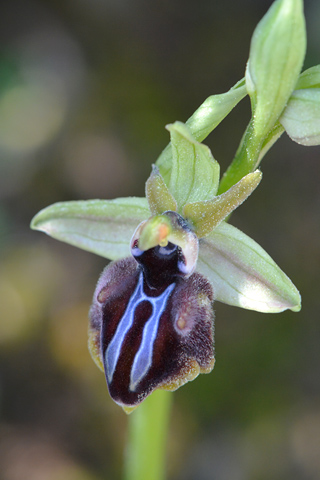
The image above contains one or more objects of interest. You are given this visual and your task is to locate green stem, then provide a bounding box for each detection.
[218,119,262,194]
[124,390,173,480]
[218,120,285,194]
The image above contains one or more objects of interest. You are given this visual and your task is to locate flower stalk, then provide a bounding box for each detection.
[124,391,172,480]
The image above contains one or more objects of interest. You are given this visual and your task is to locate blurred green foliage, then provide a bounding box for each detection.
[0,1,320,479]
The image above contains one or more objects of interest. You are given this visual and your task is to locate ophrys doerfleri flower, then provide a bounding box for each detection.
[31,121,301,412]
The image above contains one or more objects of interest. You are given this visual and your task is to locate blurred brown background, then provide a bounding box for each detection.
[0,1,320,479]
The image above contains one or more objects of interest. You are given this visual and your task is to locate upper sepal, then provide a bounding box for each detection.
[295,66,320,90]
[166,122,220,211]
[280,88,320,146]
[197,222,301,313]
[279,66,320,146]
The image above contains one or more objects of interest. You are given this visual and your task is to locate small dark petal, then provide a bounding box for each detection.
[89,256,215,410]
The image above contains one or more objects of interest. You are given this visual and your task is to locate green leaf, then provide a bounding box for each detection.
[156,78,246,184]
[31,197,150,260]
[185,78,246,144]
[246,0,306,139]
[166,122,220,212]
[197,222,301,313]
[280,88,320,146]
[184,171,262,237]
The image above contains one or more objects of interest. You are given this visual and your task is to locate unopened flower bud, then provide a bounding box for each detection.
[246,0,306,139]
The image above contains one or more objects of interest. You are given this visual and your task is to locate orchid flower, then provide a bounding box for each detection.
[30,0,320,415]
[31,121,300,412]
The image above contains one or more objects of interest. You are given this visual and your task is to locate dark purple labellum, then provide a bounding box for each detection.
[89,217,215,410]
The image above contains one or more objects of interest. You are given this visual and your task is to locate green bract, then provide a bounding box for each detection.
[156,78,247,184]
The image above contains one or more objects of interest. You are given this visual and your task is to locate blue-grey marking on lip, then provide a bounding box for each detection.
[105,272,144,384]
[105,271,175,388]
[129,282,175,392]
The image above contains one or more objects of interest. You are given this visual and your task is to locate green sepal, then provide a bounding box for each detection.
[156,78,246,184]
[197,222,301,313]
[296,65,320,90]
[30,197,150,260]
[280,88,320,146]
[246,0,306,139]
[276,65,320,147]
[145,165,177,215]
[166,122,220,212]
[184,171,262,238]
